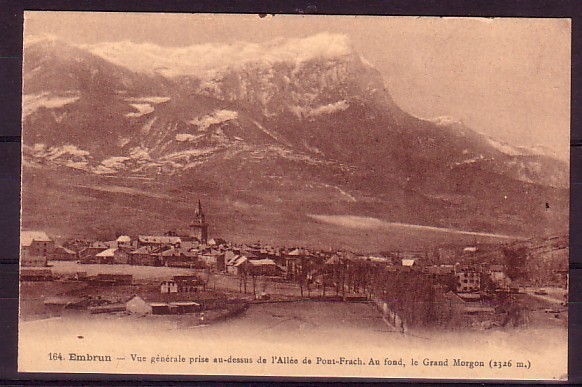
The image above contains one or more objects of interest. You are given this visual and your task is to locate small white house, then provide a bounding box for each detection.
[160,280,179,294]
[116,235,132,249]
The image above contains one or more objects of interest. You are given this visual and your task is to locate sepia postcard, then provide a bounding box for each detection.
[18,12,570,380]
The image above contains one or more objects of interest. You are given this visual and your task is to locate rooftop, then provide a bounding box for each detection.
[95,248,118,257]
[138,235,182,244]
[21,231,52,247]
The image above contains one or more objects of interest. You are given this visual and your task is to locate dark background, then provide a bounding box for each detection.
[1,0,580,383]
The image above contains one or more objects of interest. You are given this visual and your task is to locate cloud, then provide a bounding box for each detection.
[81,33,353,78]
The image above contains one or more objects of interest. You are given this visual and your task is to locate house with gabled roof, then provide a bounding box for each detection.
[94,248,128,265]
[248,258,281,276]
[115,235,132,249]
[21,231,54,267]
[227,255,248,275]
[79,245,109,264]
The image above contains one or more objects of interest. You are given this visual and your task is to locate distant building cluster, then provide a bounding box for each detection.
[20,200,568,303]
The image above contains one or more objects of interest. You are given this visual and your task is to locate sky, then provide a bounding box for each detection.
[24,12,571,157]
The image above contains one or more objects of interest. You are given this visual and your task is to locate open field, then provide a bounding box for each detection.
[308,215,524,241]
[21,166,553,253]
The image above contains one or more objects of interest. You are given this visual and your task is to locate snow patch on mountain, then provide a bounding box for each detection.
[486,137,523,156]
[117,137,130,147]
[198,78,222,96]
[140,117,158,135]
[189,110,238,131]
[102,156,131,169]
[290,100,349,119]
[485,137,563,160]
[45,145,90,161]
[126,103,155,118]
[160,148,219,162]
[262,145,328,166]
[319,183,357,202]
[124,96,170,104]
[429,115,473,136]
[251,119,288,145]
[430,116,463,127]
[431,115,565,162]
[527,144,565,161]
[175,133,204,142]
[129,147,151,160]
[65,160,89,170]
[302,140,324,155]
[452,154,485,167]
[94,165,117,175]
[359,55,374,68]
[24,143,92,172]
[22,93,79,118]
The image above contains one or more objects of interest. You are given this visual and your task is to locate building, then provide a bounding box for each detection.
[115,235,132,249]
[137,235,182,249]
[248,259,280,276]
[160,248,202,268]
[285,249,304,279]
[126,295,153,315]
[51,246,78,261]
[128,246,160,266]
[171,301,201,314]
[173,275,205,292]
[227,255,248,275]
[199,251,225,270]
[125,295,200,315]
[94,248,128,264]
[190,199,208,244]
[207,238,227,247]
[223,251,238,272]
[21,231,54,267]
[79,242,108,263]
[160,280,179,294]
[63,239,92,254]
[455,271,481,293]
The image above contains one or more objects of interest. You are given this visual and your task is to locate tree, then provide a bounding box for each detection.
[503,246,529,280]
[298,257,305,299]
[239,264,248,294]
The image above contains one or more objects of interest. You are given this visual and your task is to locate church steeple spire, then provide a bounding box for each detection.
[190,198,208,244]
[195,199,205,222]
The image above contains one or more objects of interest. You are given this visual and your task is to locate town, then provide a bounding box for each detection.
[20,200,568,332]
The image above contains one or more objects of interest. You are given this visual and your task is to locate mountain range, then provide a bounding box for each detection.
[20,33,569,251]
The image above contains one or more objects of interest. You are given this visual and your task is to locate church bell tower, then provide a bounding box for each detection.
[190,199,208,244]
